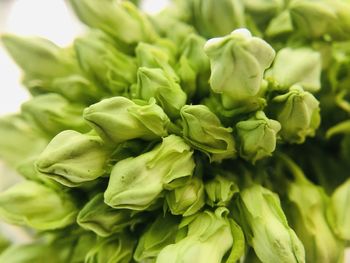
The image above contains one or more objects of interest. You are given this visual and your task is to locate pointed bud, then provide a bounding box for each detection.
[289,0,350,40]
[177,34,210,99]
[21,93,89,137]
[266,48,322,92]
[132,67,187,118]
[135,42,179,81]
[104,135,195,210]
[166,176,205,216]
[134,214,180,262]
[205,175,238,207]
[236,111,281,163]
[180,105,236,162]
[1,34,76,78]
[156,208,238,263]
[237,184,305,263]
[273,85,321,144]
[0,181,77,230]
[191,0,245,38]
[85,234,135,263]
[328,178,350,240]
[36,130,110,187]
[83,97,170,144]
[0,115,47,167]
[204,29,275,108]
[75,33,137,95]
[77,193,147,237]
[286,170,344,263]
[51,75,103,104]
[69,0,157,44]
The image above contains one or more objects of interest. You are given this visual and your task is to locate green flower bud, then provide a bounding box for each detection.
[179,34,210,76]
[36,130,110,187]
[203,94,267,125]
[0,243,62,263]
[0,115,47,167]
[77,193,147,236]
[51,75,103,104]
[135,42,179,82]
[134,214,180,262]
[177,34,210,99]
[289,0,350,40]
[21,93,89,137]
[204,29,275,108]
[273,85,321,144]
[205,175,238,207]
[243,0,284,16]
[165,176,205,216]
[151,14,196,45]
[69,0,157,45]
[132,67,187,118]
[266,48,322,92]
[68,233,97,262]
[284,162,344,263]
[156,208,238,263]
[85,234,135,263]
[83,97,170,144]
[75,33,137,95]
[1,34,76,79]
[180,104,236,162]
[328,179,350,240]
[190,0,245,38]
[236,111,281,163]
[104,135,195,210]
[0,181,77,230]
[237,184,305,263]
[266,10,294,37]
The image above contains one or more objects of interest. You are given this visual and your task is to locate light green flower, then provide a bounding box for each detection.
[282,158,345,263]
[243,0,284,16]
[180,104,236,162]
[289,0,350,40]
[85,234,135,263]
[134,214,180,262]
[328,178,350,240]
[1,34,76,79]
[83,97,170,144]
[135,42,179,81]
[36,130,110,187]
[104,135,195,210]
[74,32,137,95]
[273,85,321,144]
[205,175,239,207]
[165,176,205,216]
[69,0,157,45]
[0,114,48,167]
[266,48,322,92]
[177,33,210,99]
[131,67,187,118]
[190,0,245,38]
[0,181,77,230]
[237,184,305,263]
[21,93,89,137]
[156,208,244,263]
[236,111,281,163]
[204,28,275,108]
[77,193,147,237]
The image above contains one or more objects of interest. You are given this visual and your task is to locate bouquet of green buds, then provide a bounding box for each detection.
[0,0,350,262]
